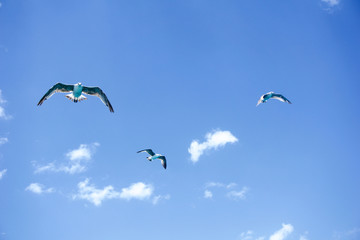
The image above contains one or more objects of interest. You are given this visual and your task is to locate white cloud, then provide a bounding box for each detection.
[0,90,12,120]
[227,186,249,200]
[238,231,265,240]
[299,235,307,240]
[34,143,99,174]
[73,179,155,206]
[239,224,296,240]
[152,194,170,205]
[66,143,99,161]
[0,137,8,145]
[321,0,340,7]
[269,224,294,240]
[239,230,254,240]
[0,169,7,180]
[0,106,12,120]
[204,190,213,199]
[188,130,238,163]
[25,183,54,194]
[120,182,153,200]
[73,179,121,206]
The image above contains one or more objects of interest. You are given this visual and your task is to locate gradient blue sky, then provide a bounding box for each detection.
[1,1,360,240]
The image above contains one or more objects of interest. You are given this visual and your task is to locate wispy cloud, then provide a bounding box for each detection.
[346,227,360,237]
[25,183,54,194]
[0,90,12,120]
[204,181,248,200]
[239,230,254,240]
[0,137,8,145]
[269,223,294,240]
[73,179,156,206]
[206,181,237,189]
[333,227,360,240]
[0,169,7,180]
[321,0,340,7]
[299,235,308,240]
[34,143,99,174]
[188,130,238,163]
[238,230,265,240]
[227,187,249,200]
[152,194,170,205]
[321,0,340,12]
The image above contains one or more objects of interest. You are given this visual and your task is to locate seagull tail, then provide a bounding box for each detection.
[78,95,87,102]
[65,94,87,102]
[65,94,75,102]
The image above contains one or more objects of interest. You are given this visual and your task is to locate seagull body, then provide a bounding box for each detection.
[137,149,167,169]
[257,92,291,106]
[37,82,114,112]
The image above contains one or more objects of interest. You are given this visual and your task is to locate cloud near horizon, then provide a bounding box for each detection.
[34,143,99,174]
[238,224,294,240]
[188,130,238,163]
[269,223,294,240]
[73,179,158,206]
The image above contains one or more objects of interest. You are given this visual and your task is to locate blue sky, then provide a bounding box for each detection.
[1,0,360,239]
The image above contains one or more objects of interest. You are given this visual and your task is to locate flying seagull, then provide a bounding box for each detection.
[257,92,292,106]
[137,149,167,169]
[37,82,114,112]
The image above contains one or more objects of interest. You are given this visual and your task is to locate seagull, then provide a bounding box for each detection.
[137,149,167,169]
[257,92,292,106]
[37,82,114,112]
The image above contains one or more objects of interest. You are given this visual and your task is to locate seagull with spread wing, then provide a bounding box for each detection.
[37,82,114,112]
[137,149,167,169]
[257,92,292,106]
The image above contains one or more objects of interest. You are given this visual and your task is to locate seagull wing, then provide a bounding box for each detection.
[82,86,114,112]
[37,83,74,106]
[271,94,292,104]
[158,156,167,169]
[137,149,155,156]
[256,95,264,106]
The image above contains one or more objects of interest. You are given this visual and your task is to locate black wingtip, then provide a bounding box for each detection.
[37,99,44,106]
[108,102,114,113]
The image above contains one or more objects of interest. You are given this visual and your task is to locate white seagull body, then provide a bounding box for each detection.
[37,82,114,112]
[137,149,167,169]
[257,92,292,106]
